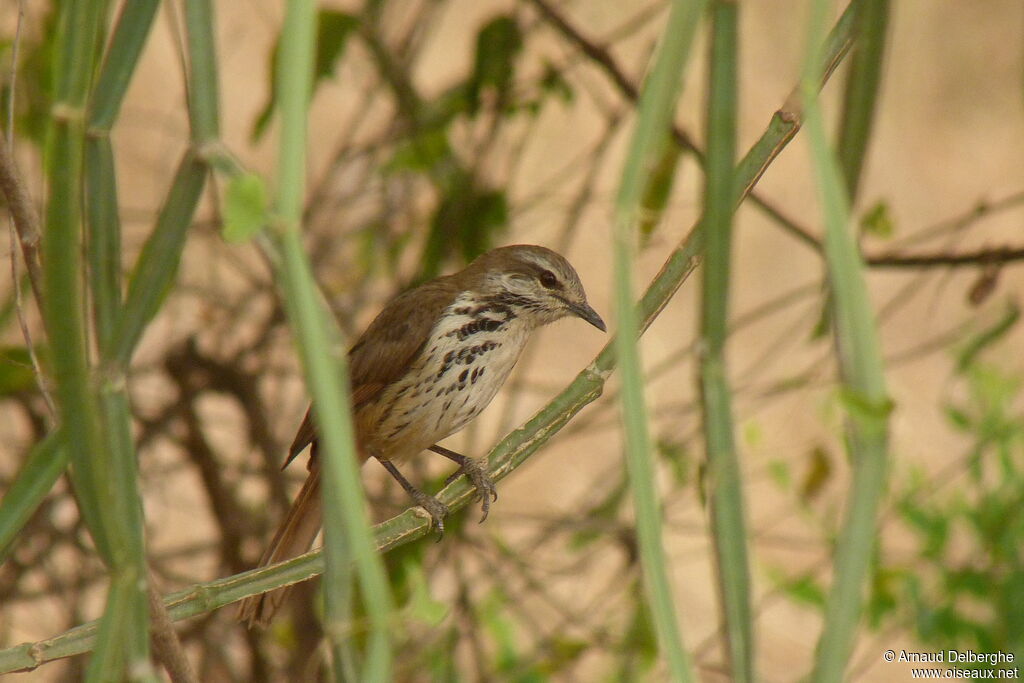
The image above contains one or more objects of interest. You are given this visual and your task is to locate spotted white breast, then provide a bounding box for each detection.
[365,292,532,462]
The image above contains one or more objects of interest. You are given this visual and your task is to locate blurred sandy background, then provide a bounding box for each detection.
[2,0,1023,680]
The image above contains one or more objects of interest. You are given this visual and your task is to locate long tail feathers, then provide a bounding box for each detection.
[236,468,323,628]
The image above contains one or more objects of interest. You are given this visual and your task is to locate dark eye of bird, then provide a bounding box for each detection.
[539,270,559,289]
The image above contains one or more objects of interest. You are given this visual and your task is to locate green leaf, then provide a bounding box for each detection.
[0,347,38,396]
[867,565,901,626]
[657,438,691,487]
[315,11,359,81]
[638,141,681,245]
[810,291,832,340]
[623,588,659,660]
[420,181,508,280]
[384,127,453,175]
[771,569,826,608]
[800,445,833,501]
[0,432,67,563]
[859,200,895,238]
[539,61,574,104]
[767,459,791,489]
[837,386,895,424]
[944,403,972,431]
[222,172,269,243]
[467,15,523,115]
[251,10,359,141]
[956,301,1020,372]
[403,561,448,626]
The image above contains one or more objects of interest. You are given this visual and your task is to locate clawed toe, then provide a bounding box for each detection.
[444,458,498,523]
[411,492,449,539]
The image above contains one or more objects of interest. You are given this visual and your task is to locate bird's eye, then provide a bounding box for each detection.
[539,270,559,289]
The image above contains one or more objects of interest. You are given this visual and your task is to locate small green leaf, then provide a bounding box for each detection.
[767,459,791,489]
[384,127,453,175]
[810,288,833,340]
[0,347,38,396]
[251,10,359,141]
[943,403,972,431]
[623,589,659,660]
[657,438,691,487]
[467,15,523,115]
[956,301,1020,372]
[638,141,681,245]
[420,181,508,280]
[539,61,573,103]
[860,200,895,238]
[222,172,269,243]
[800,445,833,501]
[404,561,448,626]
[315,11,359,81]
[770,569,826,607]
[837,386,895,423]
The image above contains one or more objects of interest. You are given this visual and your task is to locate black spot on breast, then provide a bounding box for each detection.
[437,350,457,379]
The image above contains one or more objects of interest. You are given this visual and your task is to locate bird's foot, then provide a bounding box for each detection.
[410,490,449,538]
[444,456,498,522]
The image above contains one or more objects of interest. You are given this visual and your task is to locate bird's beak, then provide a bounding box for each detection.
[569,301,606,332]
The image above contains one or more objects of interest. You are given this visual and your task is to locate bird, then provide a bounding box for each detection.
[237,244,605,627]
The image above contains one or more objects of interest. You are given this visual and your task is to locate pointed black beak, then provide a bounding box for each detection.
[569,301,606,332]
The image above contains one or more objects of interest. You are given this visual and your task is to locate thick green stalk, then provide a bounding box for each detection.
[89,0,160,131]
[43,0,155,679]
[84,138,121,352]
[80,5,163,677]
[86,2,166,679]
[700,2,753,681]
[184,0,220,144]
[44,0,110,562]
[612,0,706,680]
[803,1,892,681]
[275,0,392,679]
[111,0,216,367]
[0,433,67,562]
[112,153,207,366]
[86,0,160,351]
[836,0,890,202]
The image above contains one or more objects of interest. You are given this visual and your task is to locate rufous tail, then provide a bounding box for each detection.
[236,467,323,628]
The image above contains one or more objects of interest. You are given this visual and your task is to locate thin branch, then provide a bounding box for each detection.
[526,0,828,252]
[148,583,198,683]
[0,134,44,306]
[865,245,1024,268]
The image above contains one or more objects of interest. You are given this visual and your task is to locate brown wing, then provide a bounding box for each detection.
[284,276,460,467]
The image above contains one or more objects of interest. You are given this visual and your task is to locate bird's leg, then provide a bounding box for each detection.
[377,457,449,536]
[429,444,498,523]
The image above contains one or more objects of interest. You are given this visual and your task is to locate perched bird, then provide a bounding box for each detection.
[237,244,605,627]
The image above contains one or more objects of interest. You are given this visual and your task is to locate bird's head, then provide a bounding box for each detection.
[469,245,606,332]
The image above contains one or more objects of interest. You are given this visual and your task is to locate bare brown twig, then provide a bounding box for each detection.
[148,582,198,683]
[0,135,43,304]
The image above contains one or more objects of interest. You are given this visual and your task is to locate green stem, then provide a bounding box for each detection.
[836,0,890,203]
[184,0,220,144]
[803,1,892,680]
[612,0,706,680]
[0,433,67,563]
[274,0,393,679]
[701,2,753,682]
